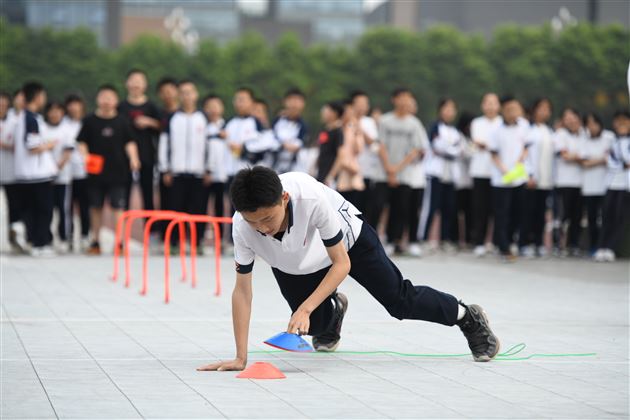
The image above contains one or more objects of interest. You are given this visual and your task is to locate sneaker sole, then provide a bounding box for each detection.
[314,293,348,353]
[469,304,500,362]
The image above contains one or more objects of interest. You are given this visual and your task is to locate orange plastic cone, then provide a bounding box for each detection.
[236,362,286,379]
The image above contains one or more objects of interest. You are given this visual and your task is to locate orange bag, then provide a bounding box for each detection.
[86,154,104,175]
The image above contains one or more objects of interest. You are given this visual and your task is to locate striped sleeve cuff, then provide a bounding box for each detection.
[322,229,343,247]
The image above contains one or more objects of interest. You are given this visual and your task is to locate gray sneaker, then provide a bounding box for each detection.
[457,303,500,362]
[312,292,348,352]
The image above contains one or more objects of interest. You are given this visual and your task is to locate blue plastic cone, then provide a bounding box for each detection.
[264,332,314,352]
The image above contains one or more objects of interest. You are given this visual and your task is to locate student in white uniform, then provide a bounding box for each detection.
[250,98,278,168]
[553,108,585,256]
[64,94,89,251]
[580,113,614,255]
[379,88,429,256]
[224,87,265,180]
[202,94,229,247]
[196,167,500,373]
[13,82,58,256]
[469,93,502,257]
[0,92,22,253]
[488,96,530,261]
[272,88,308,174]
[423,98,462,251]
[44,101,75,253]
[521,98,554,258]
[158,80,209,247]
[595,110,630,262]
[351,90,385,220]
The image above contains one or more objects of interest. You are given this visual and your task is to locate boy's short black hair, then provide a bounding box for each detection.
[44,100,65,120]
[230,166,283,213]
[391,87,412,98]
[202,93,221,105]
[325,101,345,118]
[97,84,118,96]
[157,76,177,91]
[500,94,517,106]
[583,112,603,128]
[284,87,305,99]
[22,81,45,103]
[126,68,147,79]
[64,93,84,107]
[235,86,255,99]
[349,89,368,101]
[177,79,195,88]
[613,109,630,120]
[561,107,580,118]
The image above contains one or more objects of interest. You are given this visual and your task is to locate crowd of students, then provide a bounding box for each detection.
[1,70,629,262]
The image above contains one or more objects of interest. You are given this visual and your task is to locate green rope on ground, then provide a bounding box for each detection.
[249,343,597,361]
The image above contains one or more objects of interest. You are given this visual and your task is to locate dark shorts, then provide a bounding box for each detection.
[88,183,127,209]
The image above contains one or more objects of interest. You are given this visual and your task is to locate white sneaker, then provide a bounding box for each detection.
[31,246,56,258]
[520,246,535,259]
[473,245,486,258]
[509,243,519,256]
[384,243,395,256]
[604,249,616,262]
[537,246,548,258]
[408,243,422,257]
[593,249,606,262]
[56,241,70,254]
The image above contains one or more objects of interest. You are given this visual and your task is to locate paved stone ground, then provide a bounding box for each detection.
[1,246,628,419]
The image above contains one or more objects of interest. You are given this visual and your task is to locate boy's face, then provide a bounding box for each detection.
[179,83,198,107]
[613,116,630,136]
[13,92,24,111]
[203,98,224,118]
[352,95,369,117]
[159,83,178,105]
[284,95,305,118]
[234,91,254,115]
[481,94,500,117]
[47,106,64,125]
[563,111,581,132]
[535,101,551,122]
[440,101,457,124]
[97,89,118,112]
[502,101,520,124]
[34,91,47,111]
[253,102,268,125]
[392,92,413,113]
[126,72,147,97]
[241,192,289,236]
[320,105,337,124]
[66,101,85,120]
[0,97,9,117]
[586,116,601,136]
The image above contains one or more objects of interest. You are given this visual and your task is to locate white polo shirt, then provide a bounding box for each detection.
[607,136,630,191]
[63,116,86,180]
[554,128,584,188]
[233,172,363,275]
[580,130,614,196]
[0,112,18,184]
[45,121,76,185]
[470,115,502,179]
[488,121,531,188]
[13,110,58,183]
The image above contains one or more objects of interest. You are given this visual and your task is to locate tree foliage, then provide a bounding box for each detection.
[1,18,627,128]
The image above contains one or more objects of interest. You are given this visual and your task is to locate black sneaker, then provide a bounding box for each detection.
[312,292,348,352]
[457,302,500,362]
